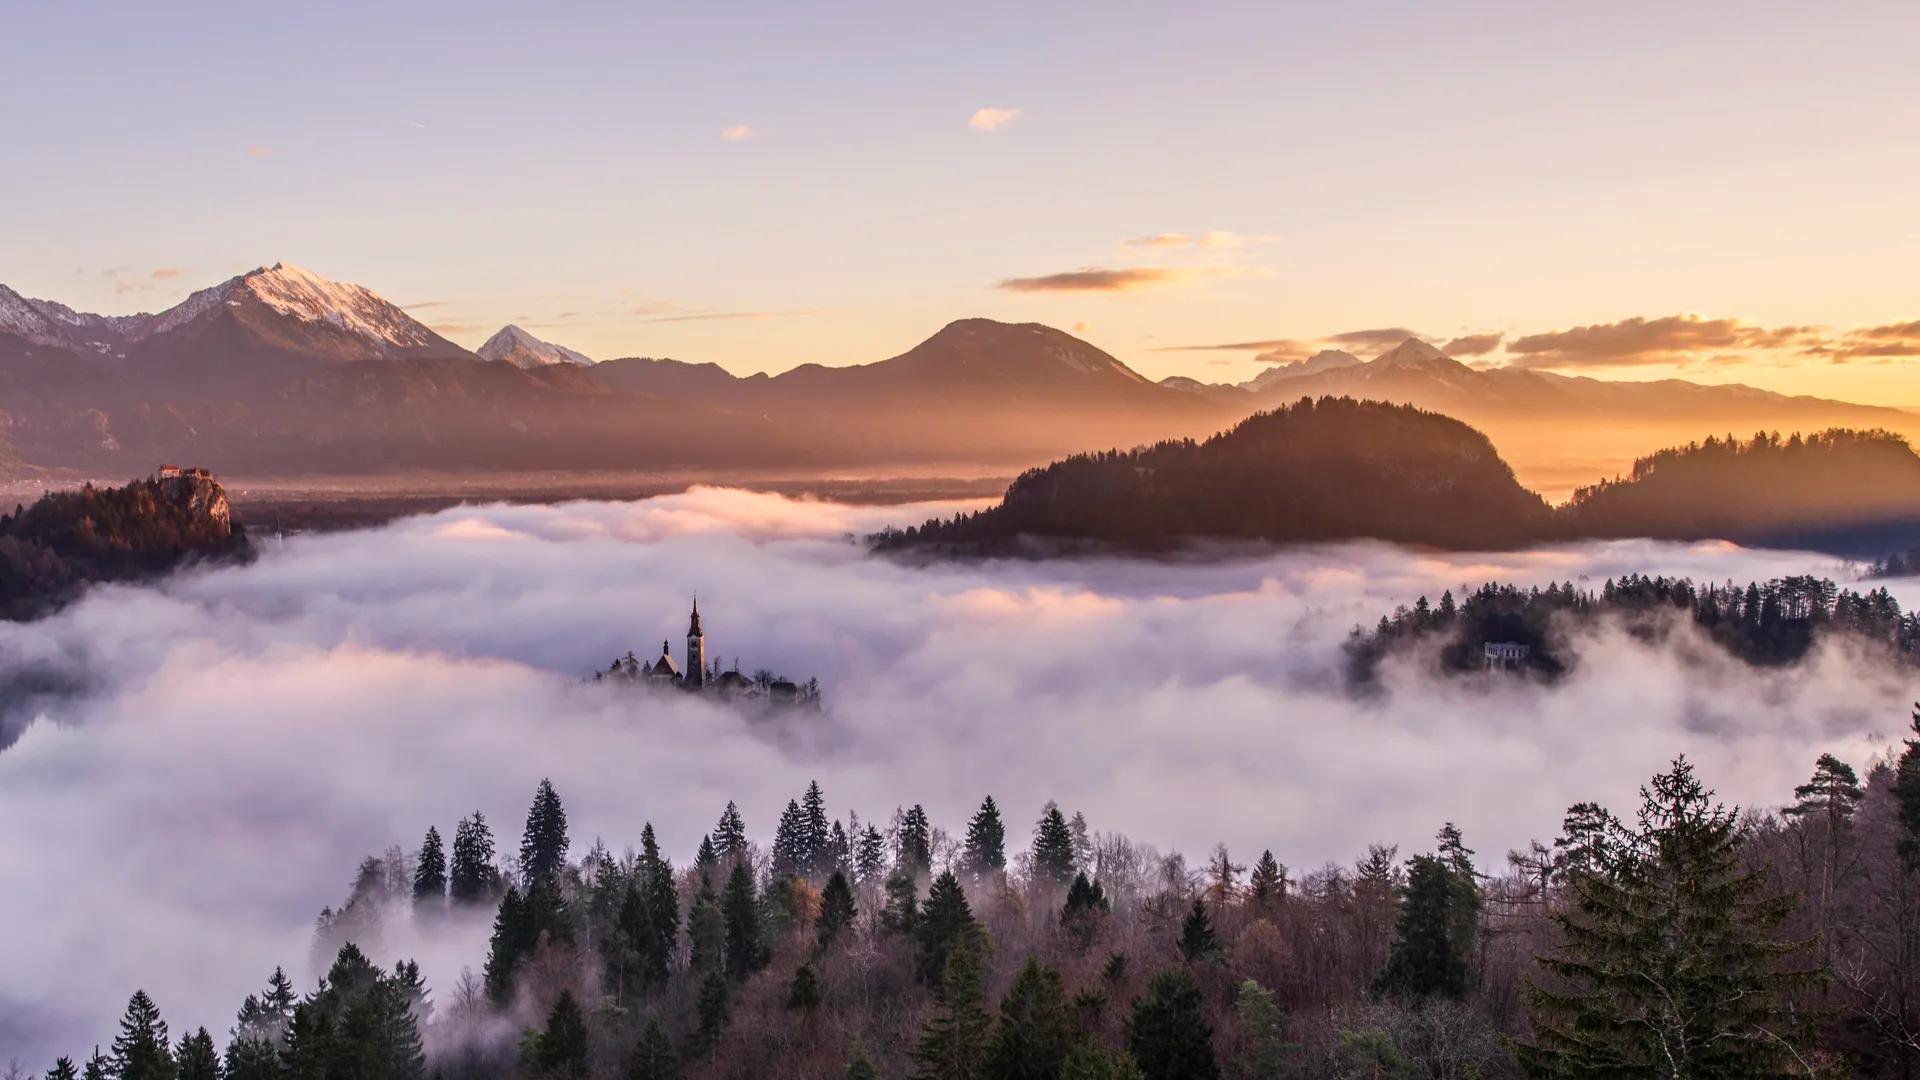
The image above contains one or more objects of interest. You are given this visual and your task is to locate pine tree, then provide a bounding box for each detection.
[639,822,680,985]
[173,1029,218,1080]
[773,798,808,878]
[713,801,748,864]
[696,971,731,1054]
[917,871,981,989]
[1231,980,1298,1080]
[1032,803,1077,887]
[46,1060,78,1080]
[82,1051,111,1080]
[264,966,297,1028]
[450,812,498,905]
[1551,802,1615,879]
[963,796,1007,878]
[1786,752,1865,955]
[856,823,888,884]
[909,934,993,1080]
[1060,1044,1145,1080]
[883,868,921,934]
[788,962,824,1011]
[1373,854,1465,998]
[1126,969,1220,1080]
[111,991,176,1080]
[845,1041,881,1080]
[1434,822,1481,967]
[1246,851,1286,916]
[520,779,570,885]
[526,990,589,1079]
[897,805,933,877]
[1062,872,1111,951]
[1177,899,1218,963]
[628,1018,677,1080]
[984,959,1071,1080]
[722,862,765,980]
[483,884,531,1004]
[222,1032,277,1080]
[413,826,447,908]
[689,881,726,974]
[819,869,858,948]
[802,781,831,877]
[1515,756,1823,1077]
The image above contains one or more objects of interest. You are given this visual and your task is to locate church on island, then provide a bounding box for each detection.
[597,599,819,707]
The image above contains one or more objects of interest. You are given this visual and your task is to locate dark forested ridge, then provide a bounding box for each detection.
[877,404,1920,557]
[1346,572,1920,684]
[1561,428,1920,554]
[45,734,1920,1079]
[875,397,1555,554]
[0,468,249,619]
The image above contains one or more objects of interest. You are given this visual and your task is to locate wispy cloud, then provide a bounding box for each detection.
[402,300,449,311]
[642,309,818,324]
[428,321,485,335]
[150,267,184,280]
[968,107,1021,133]
[1441,332,1504,357]
[1825,319,1920,362]
[1121,230,1258,252]
[1505,314,1824,369]
[721,124,756,142]
[995,265,1263,294]
[1155,328,1429,364]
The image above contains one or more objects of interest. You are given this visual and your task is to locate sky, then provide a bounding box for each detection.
[1,487,1911,1060]
[5,1,1919,399]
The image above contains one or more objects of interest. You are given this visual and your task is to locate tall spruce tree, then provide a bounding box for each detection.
[721,862,765,980]
[1897,704,1920,867]
[696,971,731,1054]
[818,869,858,949]
[525,990,589,1080]
[712,802,748,864]
[801,781,831,877]
[984,959,1072,1080]
[46,1060,78,1080]
[1373,854,1466,999]
[1033,804,1077,887]
[413,826,447,907]
[173,1029,218,1080]
[898,805,933,878]
[917,871,981,989]
[628,1018,676,1080]
[1514,757,1822,1077]
[964,796,1008,878]
[773,799,807,878]
[110,991,175,1080]
[519,779,570,885]
[638,823,680,985]
[1177,899,1218,963]
[1126,969,1220,1080]
[449,812,498,905]
[1247,851,1286,916]
[909,933,994,1080]
[856,823,888,885]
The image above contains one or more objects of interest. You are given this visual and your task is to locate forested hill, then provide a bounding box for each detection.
[873,397,1555,554]
[1346,573,1918,684]
[0,468,250,618]
[1560,429,1920,554]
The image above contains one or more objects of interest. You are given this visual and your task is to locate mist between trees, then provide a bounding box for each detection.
[34,736,1920,1079]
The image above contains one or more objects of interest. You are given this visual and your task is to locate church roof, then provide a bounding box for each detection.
[687,598,703,637]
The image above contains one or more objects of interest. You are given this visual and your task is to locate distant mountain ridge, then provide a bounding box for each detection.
[0,265,1911,486]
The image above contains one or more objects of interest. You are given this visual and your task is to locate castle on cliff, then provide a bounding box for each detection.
[599,598,818,706]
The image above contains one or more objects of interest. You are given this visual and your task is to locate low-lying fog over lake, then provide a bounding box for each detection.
[1,486,1910,1061]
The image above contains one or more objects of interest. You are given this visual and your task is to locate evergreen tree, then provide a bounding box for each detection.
[694,834,719,885]
[83,1051,111,1080]
[963,796,1007,878]
[111,991,176,1080]
[1060,1045,1146,1080]
[1032,804,1077,887]
[1551,802,1615,879]
[1786,752,1865,952]
[1515,757,1822,1077]
[520,779,570,885]
[525,990,589,1080]
[695,971,731,1054]
[412,826,447,908]
[46,1060,78,1080]
[1062,872,1111,950]
[788,962,824,1011]
[883,868,921,934]
[688,881,726,975]
[773,798,808,878]
[174,1029,218,1080]
[1246,851,1286,916]
[628,1019,677,1080]
[897,805,933,878]
[983,959,1072,1080]
[802,781,832,877]
[483,885,531,1004]
[449,812,498,905]
[1373,854,1466,999]
[845,1041,881,1080]
[857,822,889,885]
[1231,980,1298,1080]
[712,801,748,864]
[262,967,296,1025]
[1434,822,1481,966]
[1126,969,1220,1080]
[721,862,765,980]
[221,1035,276,1080]
[1177,899,1218,963]
[909,934,993,1080]
[917,871,980,989]
[638,823,680,985]
[819,869,858,949]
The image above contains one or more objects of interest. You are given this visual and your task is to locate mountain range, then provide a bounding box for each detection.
[0,264,1908,486]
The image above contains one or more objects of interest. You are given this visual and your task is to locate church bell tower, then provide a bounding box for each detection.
[684,598,706,687]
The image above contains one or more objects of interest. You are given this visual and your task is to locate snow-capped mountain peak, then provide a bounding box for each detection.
[1369,337,1454,370]
[477,324,594,368]
[224,263,447,350]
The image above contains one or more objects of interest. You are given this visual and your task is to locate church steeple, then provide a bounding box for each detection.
[684,597,706,687]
